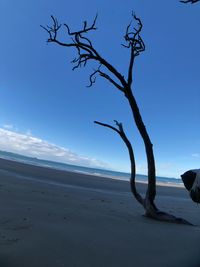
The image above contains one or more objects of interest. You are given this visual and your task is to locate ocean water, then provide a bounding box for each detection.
[0,150,183,186]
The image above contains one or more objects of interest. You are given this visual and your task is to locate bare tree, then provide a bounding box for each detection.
[180,0,200,3]
[41,13,192,225]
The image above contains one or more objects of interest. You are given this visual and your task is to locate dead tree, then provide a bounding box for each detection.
[180,0,200,3]
[42,13,192,225]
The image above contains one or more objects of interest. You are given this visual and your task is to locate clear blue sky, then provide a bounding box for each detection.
[0,0,200,178]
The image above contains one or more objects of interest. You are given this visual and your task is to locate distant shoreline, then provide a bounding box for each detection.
[0,151,183,188]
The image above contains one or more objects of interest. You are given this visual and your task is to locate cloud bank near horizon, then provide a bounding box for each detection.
[0,128,109,169]
[0,127,197,178]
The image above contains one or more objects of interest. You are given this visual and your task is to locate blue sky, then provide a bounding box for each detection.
[0,0,200,178]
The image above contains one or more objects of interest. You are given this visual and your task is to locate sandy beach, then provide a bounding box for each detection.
[0,157,200,267]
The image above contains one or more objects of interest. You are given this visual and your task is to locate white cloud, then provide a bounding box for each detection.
[0,128,109,169]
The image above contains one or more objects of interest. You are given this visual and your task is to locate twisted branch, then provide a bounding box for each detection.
[94,120,144,205]
[41,15,127,89]
[41,13,144,89]
[41,16,61,41]
[87,65,124,91]
[122,12,145,87]
[122,13,144,52]
[64,14,98,36]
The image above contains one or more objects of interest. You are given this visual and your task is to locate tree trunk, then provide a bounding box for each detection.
[125,88,156,203]
[124,88,193,225]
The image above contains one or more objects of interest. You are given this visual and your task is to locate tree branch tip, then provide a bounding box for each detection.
[94,13,98,23]
[114,119,120,125]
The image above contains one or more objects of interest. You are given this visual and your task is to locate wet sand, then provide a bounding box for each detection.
[0,158,199,267]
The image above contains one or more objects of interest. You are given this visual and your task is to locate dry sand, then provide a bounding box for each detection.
[0,157,200,267]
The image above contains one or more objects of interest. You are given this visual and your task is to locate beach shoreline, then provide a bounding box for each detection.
[0,156,184,188]
[0,157,200,267]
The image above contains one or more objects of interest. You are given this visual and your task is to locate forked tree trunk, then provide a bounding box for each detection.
[42,13,194,225]
[125,88,192,225]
